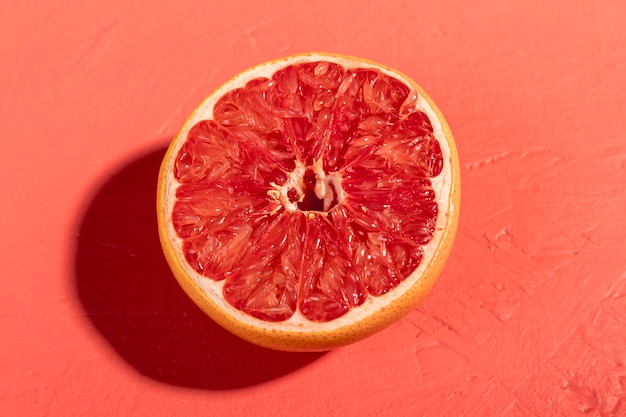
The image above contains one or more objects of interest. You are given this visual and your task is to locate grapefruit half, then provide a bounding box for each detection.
[157,52,460,351]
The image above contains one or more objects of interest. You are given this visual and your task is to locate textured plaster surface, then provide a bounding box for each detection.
[1,1,626,416]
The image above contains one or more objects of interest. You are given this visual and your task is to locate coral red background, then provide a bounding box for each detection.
[2,1,626,416]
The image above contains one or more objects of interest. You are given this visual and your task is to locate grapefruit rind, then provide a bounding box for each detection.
[157,52,460,351]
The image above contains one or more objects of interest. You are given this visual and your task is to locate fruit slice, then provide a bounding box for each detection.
[157,52,460,351]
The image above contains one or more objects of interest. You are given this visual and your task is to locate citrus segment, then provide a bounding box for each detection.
[158,52,460,351]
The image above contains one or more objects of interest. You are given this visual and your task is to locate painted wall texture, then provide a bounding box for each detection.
[2,1,625,416]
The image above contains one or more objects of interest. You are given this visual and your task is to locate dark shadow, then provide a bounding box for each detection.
[73,145,324,390]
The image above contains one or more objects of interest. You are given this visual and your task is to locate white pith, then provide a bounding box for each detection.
[161,53,455,333]
[268,158,344,213]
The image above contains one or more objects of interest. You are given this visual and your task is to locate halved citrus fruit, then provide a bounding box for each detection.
[157,52,460,351]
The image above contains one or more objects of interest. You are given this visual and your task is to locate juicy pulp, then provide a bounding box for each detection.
[171,61,443,322]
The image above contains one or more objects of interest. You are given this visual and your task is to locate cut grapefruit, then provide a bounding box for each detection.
[157,52,460,351]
